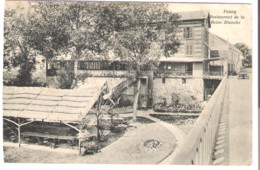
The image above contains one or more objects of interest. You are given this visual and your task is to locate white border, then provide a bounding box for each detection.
[0,1,258,170]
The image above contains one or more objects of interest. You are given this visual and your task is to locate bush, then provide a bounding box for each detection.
[57,69,75,89]
[153,103,203,113]
[31,62,46,86]
[3,66,20,86]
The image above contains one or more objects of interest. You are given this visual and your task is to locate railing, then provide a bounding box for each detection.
[77,70,129,77]
[204,71,223,77]
[155,70,193,77]
[170,74,228,165]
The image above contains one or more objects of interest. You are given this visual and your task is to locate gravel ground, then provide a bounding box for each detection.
[150,114,198,135]
[4,119,176,164]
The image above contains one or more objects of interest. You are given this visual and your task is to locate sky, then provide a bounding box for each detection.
[168,3,252,48]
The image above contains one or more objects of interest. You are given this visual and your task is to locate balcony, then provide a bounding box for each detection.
[204,71,224,80]
[155,70,193,78]
[77,70,129,78]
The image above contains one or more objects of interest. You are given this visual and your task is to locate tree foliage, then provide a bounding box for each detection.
[234,43,252,68]
[4,6,37,86]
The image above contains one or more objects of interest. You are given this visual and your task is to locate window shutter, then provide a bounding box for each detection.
[190,45,193,55]
[189,27,193,38]
[183,27,188,38]
[186,45,189,55]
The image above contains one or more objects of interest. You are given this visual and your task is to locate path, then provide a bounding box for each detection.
[137,110,187,164]
[228,75,252,165]
[4,120,176,164]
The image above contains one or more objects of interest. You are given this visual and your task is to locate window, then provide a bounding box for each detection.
[79,61,101,70]
[184,27,193,39]
[162,77,166,84]
[47,61,60,70]
[182,78,186,84]
[186,63,193,72]
[186,45,193,56]
[167,64,172,70]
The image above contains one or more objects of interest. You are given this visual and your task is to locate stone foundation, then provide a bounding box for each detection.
[152,77,204,106]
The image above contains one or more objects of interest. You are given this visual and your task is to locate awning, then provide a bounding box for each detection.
[3,78,125,123]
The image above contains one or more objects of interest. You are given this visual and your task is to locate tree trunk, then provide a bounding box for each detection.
[72,59,78,88]
[97,115,100,141]
[74,59,78,78]
[18,126,21,147]
[18,118,21,147]
[78,138,81,155]
[133,78,141,122]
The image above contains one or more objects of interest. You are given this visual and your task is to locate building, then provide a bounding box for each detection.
[153,10,211,105]
[45,10,242,108]
[207,32,243,75]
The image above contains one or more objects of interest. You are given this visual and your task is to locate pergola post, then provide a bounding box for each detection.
[79,139,81,155]
[18,118,21,147]
[42,119,44,132]
[61,121,82,155]
[4,118,34,147]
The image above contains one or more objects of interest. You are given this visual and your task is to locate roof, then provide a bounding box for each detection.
[177,10,210,21]
[209,32,242,54]
[3,78,125,123]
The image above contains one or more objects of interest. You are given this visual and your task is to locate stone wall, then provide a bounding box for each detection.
[153,77,204,106]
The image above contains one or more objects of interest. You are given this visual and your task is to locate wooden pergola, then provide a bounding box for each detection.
[3,78,125,154]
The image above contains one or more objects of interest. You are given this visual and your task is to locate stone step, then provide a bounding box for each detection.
[216,139,225,145]
[220,120,226,123]
[218,128,226,133]
[220,117,227,121]
[213,156,225,165]
[219,124,226,128]
[217,135,225,141]
[214,152,224,160]
[218,124,226,129]
[217,131,226,136]
[214,148,225,156]
[215,143,225,150]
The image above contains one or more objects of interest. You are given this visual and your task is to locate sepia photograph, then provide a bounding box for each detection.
[1,0,255,167]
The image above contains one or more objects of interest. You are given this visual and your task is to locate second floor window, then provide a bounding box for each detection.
[186,45,193,56]
[184,27,193,39]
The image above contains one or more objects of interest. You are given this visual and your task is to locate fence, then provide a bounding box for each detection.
[170,74,228,165]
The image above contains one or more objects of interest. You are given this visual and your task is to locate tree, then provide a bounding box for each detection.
[30,1,112,87]
[234,43,252,68]
[4,5,37,86]
[102,3,181,121]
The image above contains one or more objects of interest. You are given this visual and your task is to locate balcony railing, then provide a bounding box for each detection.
[155,70,193,77]
[204,71,224,79]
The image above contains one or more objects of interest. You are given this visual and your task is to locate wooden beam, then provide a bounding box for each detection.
[20,121,34,127]
[108,97,115,106]
[3,118,19,126]
[62,122,80,132]
[18,118,21,147]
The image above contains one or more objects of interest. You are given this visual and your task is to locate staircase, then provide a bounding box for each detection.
[110,77,136,102]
